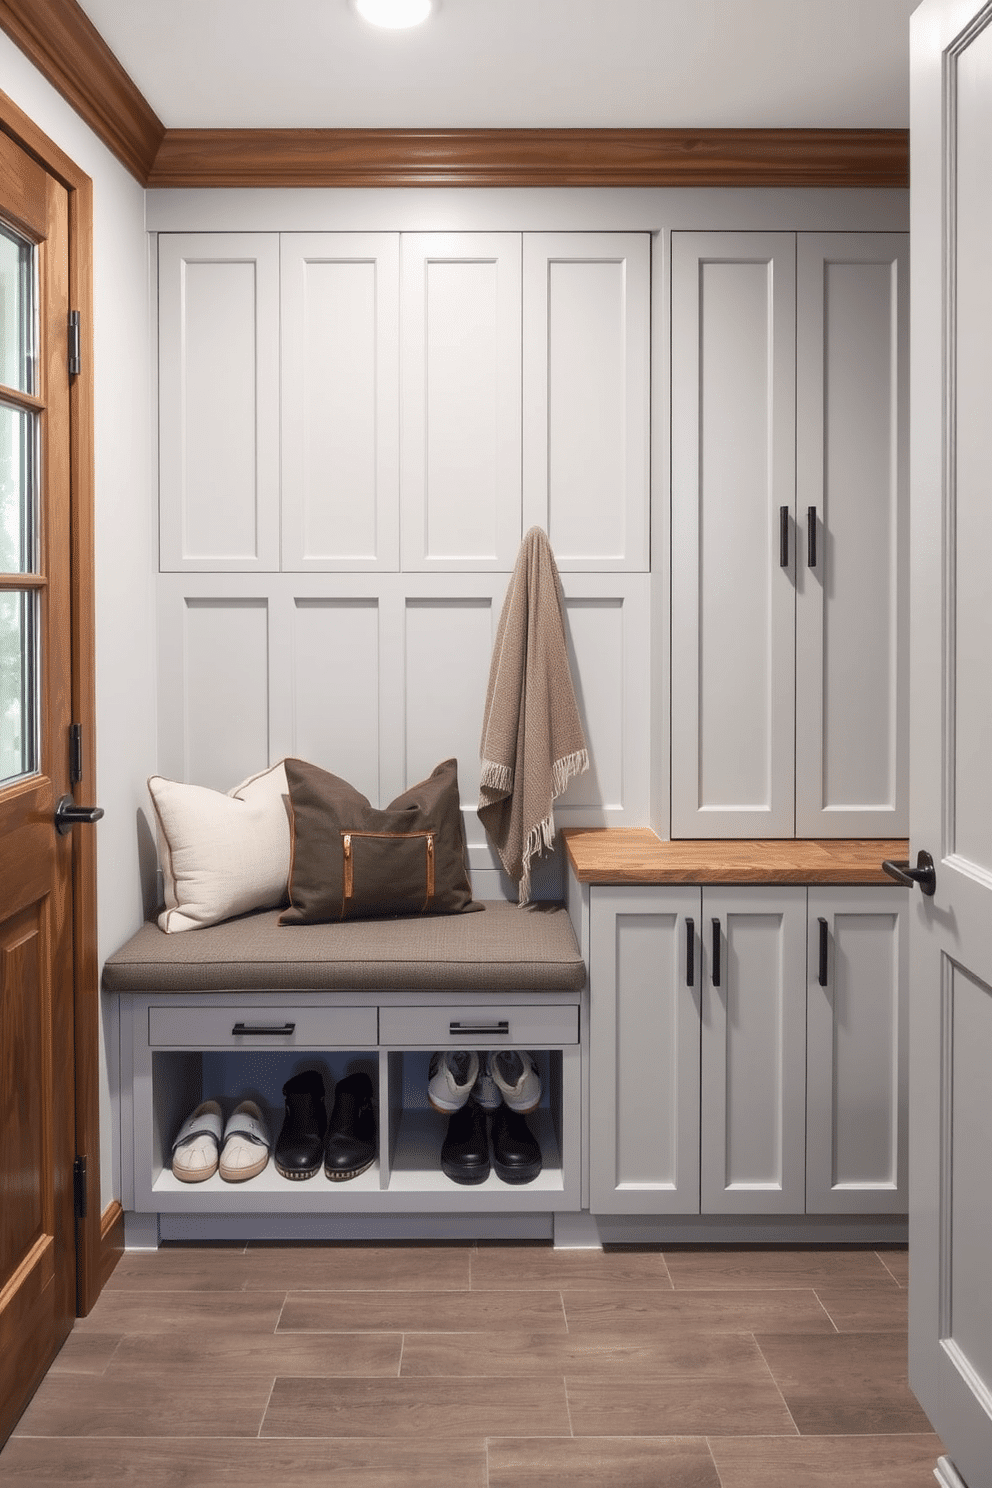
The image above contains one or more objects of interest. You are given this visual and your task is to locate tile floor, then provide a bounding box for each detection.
[0,1241,945,1486]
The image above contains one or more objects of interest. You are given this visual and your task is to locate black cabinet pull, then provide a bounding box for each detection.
[231,1022,296,1036]
[807,505,818,568]
[779,506,789,567]
[817,917,828,987]
[711,918,721,987]
[686,917,695,986]
[449,1020,510,1036]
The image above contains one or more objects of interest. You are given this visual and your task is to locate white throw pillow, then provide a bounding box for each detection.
[148,762,291,932]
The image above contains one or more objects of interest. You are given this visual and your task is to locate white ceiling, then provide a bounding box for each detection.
[76,0,919,132]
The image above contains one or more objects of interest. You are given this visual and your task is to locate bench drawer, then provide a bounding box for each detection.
[379,1004,578,1047]
[148,1005,378,1048]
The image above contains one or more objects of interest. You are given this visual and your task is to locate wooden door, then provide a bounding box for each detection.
[805,887,908,1214]
[670,232,797,838]
[0,132,76,1443]
[700,887,806,1213]
[794,233,910,839]
[910,4,992,1485]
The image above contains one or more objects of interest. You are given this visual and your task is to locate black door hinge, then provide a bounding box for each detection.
[73,1155,88,1220]
[70,723,83,785]
[68,311,81,377]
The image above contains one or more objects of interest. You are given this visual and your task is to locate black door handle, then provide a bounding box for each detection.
[807,505,817,568]
[780,506,790,568]
[817,917,828,987]
[882,850,936,897]
[712,918,721,986]
[55,795,104,835]
[686,918,694,987]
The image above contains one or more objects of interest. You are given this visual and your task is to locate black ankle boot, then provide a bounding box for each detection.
[324,1073,377,1181]
[440,1098,490,1185]
[491,1102,542,1184]
[275,1070,327,1180]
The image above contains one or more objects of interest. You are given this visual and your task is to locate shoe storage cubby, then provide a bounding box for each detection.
[118,990,583,1219]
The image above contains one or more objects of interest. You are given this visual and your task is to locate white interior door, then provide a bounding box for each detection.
[910,5,992,1486]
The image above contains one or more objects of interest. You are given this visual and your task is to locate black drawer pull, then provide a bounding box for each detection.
[712,918,721,987]
[817,917,829,987]
[449,1020,510,1036]
[686,917,695,987]
[780,506,789,568]
[231,1022,296,1036]
[807,505,818,568]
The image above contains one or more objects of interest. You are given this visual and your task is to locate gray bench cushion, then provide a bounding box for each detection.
[102,900,585,994]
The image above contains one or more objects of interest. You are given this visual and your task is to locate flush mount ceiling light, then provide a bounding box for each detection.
[354,0,434,27]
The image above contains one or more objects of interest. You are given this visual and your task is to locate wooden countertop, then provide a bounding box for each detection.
[561,828,910,886]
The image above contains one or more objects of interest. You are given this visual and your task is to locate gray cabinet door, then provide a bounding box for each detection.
[589,885,701,1214]
[700,887,807,1213]
[671,232,797,838]
[795,234,909,838]
[805,888,908,1214]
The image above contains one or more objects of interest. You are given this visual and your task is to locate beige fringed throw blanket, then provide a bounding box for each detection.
[478,527,589,903]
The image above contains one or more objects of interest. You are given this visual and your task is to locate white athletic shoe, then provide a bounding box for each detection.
[427,1050,480,1113]
[490,1050,542,1113]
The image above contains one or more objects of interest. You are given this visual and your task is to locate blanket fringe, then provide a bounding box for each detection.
[519,812,557,904]
[480,759,514,795]
[551,748,589,801]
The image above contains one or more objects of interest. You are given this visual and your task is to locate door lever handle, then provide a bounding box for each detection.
[55,795,104,835]
[882,850,936,897]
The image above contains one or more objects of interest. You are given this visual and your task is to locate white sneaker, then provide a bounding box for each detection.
[490,1050,542,1113]
[428,1050,480,1113]
[472,1053,502,1111]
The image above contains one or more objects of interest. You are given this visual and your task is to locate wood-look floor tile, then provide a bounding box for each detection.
[663,1247,898,1290]
[74,1291,285,1336]
[0,1436,487,1486]
[47,1331,122,1375]
[563,1287,834,1336]
[877,1248,909,1287]
[709,1432,945,1486]
[109,1329,401,1376]
[488,1435,720,1487]
[261,1375,570,1440]
[244,1242,472,1291]
[12,1370,273,1438]
[813,1286,908,1333]
[470,1241,673,1291]
[755,1332,934,1435]
[103,1244,250,1292]
[278,1289,567,1333]
[400,1328,765,1378]
[566,1375,796,1437]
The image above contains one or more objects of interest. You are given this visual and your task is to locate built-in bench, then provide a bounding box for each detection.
[105,901,588,1247]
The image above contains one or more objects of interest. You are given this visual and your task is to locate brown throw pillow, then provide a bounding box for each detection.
[280,757,477,923]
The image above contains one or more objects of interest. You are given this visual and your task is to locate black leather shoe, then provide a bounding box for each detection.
[275,1070,327,1180]
[440,1098,490,1185]
[491,1102,542,1184]
[324,1072,377,1181]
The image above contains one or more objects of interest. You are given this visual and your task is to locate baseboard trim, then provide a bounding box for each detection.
[934,1458,970,1488]
[98,1200,124,1289]
[592,1213,909,1246]
[154,1211,555,1246]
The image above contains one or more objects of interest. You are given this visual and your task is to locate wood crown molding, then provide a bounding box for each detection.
[0,0,164,183]
[147,126,909,190]
[0,3,909,189]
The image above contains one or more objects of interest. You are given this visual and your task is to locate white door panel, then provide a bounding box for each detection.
[910,4,992,1485]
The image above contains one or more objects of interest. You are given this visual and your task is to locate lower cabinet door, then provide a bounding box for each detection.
[701,887,807,1213]
[806,886,908,1213]
[589,885,701,1213]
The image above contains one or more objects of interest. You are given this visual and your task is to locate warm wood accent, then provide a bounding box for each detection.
[98,1202,123,1292]
[0,124,47,235]
[0,1235,55,1444]
[0,0,164,183]
[147,126,909,190]
[562,828,911,885]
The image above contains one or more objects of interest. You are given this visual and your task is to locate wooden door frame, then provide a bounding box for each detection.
[0,86,110,1317]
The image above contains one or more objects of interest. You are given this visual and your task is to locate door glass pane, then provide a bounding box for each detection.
[0,402,38,573]
[0,222,36,394]
[0,590,37,783]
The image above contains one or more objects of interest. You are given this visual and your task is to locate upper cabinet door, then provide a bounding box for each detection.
[795,234,909,837]
[401,234,522,571]
[671,232,797,838]
[522,233,650,570]
[159,233,280,571]
[281,234,400,571]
